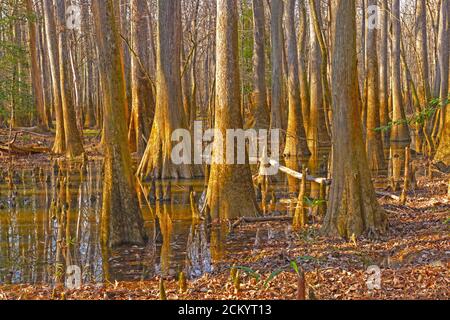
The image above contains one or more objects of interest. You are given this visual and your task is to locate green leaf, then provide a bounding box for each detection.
[233,266,261,282]
[264,269,283,288]
[290,261,299,275]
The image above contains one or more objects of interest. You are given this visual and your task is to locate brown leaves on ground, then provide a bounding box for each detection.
[0,135,448,300]
[1,172,448,300]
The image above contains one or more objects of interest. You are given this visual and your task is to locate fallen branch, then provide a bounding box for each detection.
[10,127,52,137]
[0,141,50,155]
[376,191,400,201]
[232,215,292,228]
[249,156,331,185]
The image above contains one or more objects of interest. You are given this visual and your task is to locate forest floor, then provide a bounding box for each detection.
[0,128,449,300]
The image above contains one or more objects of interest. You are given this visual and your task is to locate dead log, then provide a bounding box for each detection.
[232,215,292,228]
[375,191,400,201]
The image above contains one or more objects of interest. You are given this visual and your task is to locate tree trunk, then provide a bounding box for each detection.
[323,0,387,239]
[434,0,450,165]
[390,0,411,186]
[308,0,331,152]
[129,0,153,157]
[203,0,259,222]
[56,0,84,158]
[26,0,48,131]
[92,0,147,247]
[298,0,310,133]
[416,0,432,106]
[270,0,283,130]
[365,0,386,173]
[379,0,390,149]
[137,0,191,179]
[43,0,65,153]
[390,0,410,146]
[251,0,269,131]
[283,0,310,158]
[414,0,431,153]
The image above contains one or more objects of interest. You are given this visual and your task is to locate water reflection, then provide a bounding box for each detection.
[0,162,228,285]
[0,150,335,286]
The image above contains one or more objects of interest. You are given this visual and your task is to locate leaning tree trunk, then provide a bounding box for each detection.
[92,0,147,247]
[365,0,386,173]
[251,0,269,131]
[323,0,387,239]
[56,0,84,158]
[203,0,259,222]
[137,0,191,180]
[283,0,310,158]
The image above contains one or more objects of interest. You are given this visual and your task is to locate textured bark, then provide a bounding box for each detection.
[283,0,310,158]
[365,0,386,173]
[298,0,310,133]
[137,0,191,179]
[379,0,390,149]
[270,0,283,130]
[309,0,331,128]
[434,0,450,165]
[414,0,431,153]
[390,0,410,147]
[26,0,48,131]
[43,0,65,153]
[416,0,432,106]
[251,0,269,130]
[307,0,330,151]
[323,0,387,239]
[390,0,411,186]
[56,0,84,158]
[92,0,147,247]
[129,0,153,157]
[81,0,96,129]
[204,0,259,222]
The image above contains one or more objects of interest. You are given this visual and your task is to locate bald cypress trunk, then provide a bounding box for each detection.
[251,0,269,131]
[390,0,410,186]
[379,0,390,150]
[56,0,84,158]
[270,0,283,131]
[43,0,65,153]
[204,0,259,222]
[390,0,410,146]
[323,0,387,239]
[434,0,450,165]
[298,0,310,133]
[307,0,330,152]
[283,0,310,158]
[92,0,147,247]
[129,0,153,157]
[365,0,386,173]
[26,0,48,131]
[416,0,432,106]
[414,0,430,153]
[137,0,191,180]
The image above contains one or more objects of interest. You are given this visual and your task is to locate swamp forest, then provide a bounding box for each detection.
[0,0,448,301]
